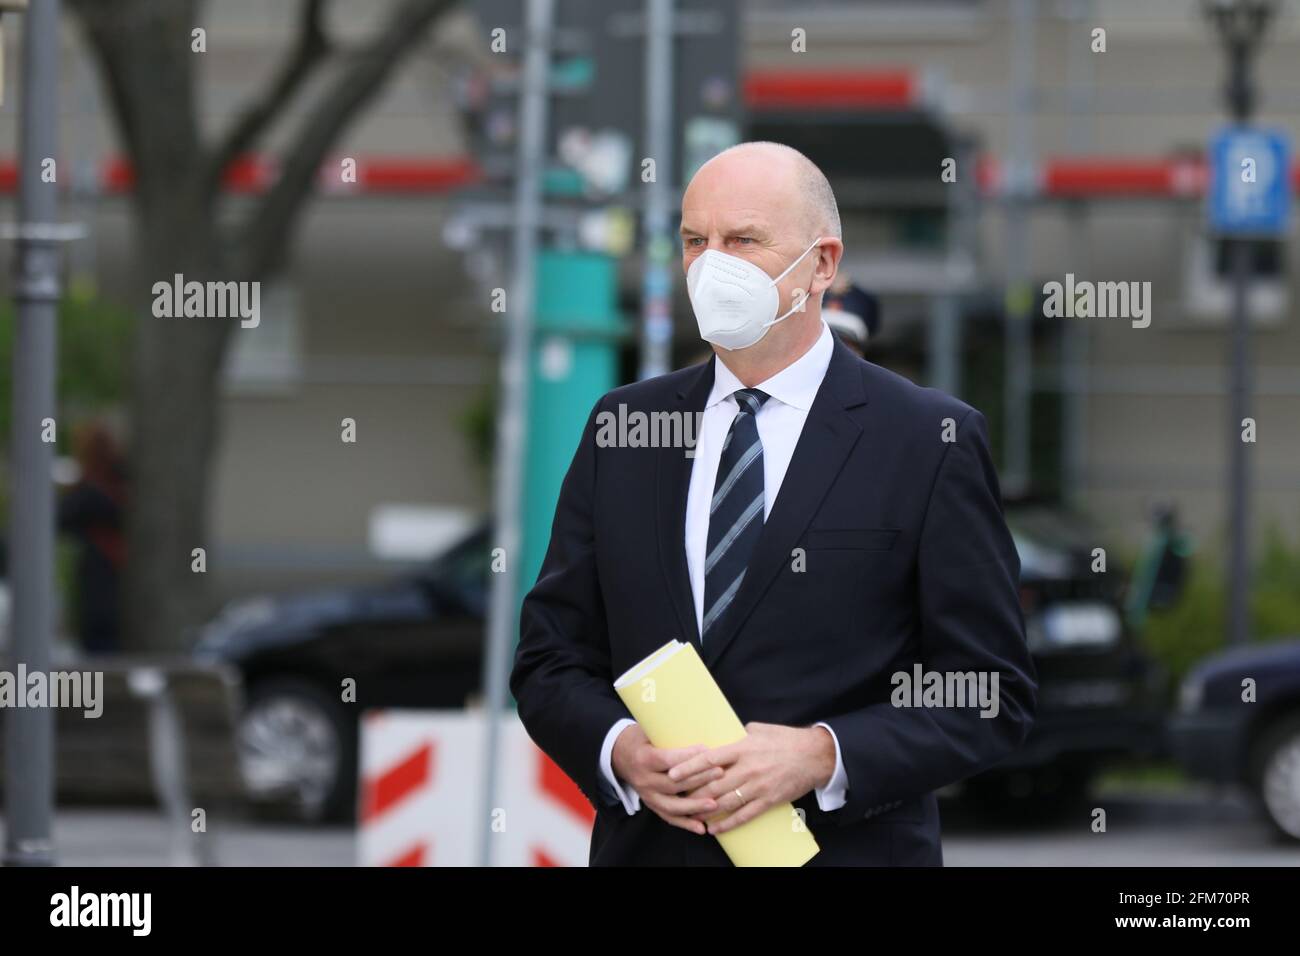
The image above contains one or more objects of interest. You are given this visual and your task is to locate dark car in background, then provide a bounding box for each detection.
[193,530,490,820]
[1171,637,1300,841]
[195,509,1179,822]
[959,506,1172,816]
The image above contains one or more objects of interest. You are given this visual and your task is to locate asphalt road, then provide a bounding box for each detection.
[2,788,1297,866]
[940,788,1299,866]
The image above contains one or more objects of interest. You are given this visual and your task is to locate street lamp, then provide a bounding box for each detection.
[4,0,61,868]
[1203,0,1277,122]
[1202,0,1279,648]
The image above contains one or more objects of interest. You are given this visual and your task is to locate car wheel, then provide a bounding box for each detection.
[237,678,356,823]
[1250,714,1300,842]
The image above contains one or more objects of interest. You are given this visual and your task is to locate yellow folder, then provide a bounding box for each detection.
[613,640,820,867]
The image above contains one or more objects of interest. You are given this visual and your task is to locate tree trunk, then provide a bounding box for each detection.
[124,203,235,651]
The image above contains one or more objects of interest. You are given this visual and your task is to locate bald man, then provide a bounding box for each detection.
[511,141,1036,866]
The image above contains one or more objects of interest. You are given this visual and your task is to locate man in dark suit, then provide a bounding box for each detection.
[510,141,1036,865]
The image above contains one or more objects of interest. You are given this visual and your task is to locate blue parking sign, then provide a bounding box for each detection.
[1208,126,1292,237]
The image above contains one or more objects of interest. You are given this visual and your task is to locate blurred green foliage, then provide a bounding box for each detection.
[1096,759,1187,793]
[458,385,496,476]
[1143,523,1300,686]
[0,287,133,524]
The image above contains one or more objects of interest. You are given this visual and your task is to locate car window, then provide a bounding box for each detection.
[435,532,490,616]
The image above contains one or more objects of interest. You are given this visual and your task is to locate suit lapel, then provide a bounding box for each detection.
[656,357,714,653]
[701,338,869,670]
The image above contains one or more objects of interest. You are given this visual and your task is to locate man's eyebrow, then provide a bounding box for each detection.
[678,222,771,238]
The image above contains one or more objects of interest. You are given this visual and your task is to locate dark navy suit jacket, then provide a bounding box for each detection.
[510,337,1037,865]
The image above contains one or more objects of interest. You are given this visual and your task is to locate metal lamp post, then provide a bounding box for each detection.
[4,0,62,867]
[1203,0,1278,648]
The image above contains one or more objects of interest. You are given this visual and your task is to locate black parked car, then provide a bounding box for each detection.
[197,508,1179,822]
[1170,637,1300,841]
[193,530,490,821]
[956,505,1172,816]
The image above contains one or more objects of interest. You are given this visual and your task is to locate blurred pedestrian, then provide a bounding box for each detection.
[822,278,880,356]
[57,420,128,654]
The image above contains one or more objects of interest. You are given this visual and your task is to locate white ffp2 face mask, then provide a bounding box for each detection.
[685,237,822,351]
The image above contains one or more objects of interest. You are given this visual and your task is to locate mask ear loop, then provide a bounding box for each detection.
[762,237,823,329]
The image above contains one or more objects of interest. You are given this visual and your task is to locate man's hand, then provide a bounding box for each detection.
[669,722,837,836]
[610,723,727,835]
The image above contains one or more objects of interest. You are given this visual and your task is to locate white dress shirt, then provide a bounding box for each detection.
[599,320,850,815]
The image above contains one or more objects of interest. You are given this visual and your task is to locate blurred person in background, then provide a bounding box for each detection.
[57,420,128,655]
[822,278,880,357]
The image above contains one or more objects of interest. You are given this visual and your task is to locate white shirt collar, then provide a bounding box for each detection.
[706,320,834,412]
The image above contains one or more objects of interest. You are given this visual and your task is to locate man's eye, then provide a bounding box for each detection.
[734,237,753,244]
[686,237,704,247]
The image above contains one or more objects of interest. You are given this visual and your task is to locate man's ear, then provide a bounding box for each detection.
[810,238,844,295]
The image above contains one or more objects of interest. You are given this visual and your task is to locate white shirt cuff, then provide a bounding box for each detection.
[599,718,641,815]
[813,721,848,811]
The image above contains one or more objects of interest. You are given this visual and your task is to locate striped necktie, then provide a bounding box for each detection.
[702,387,770,642]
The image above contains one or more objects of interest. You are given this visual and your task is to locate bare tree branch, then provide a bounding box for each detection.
[236,0,460,279]
[62,0,464,652]
[202,0,332,199]
[67,2,140,159]
[69,0,204,215]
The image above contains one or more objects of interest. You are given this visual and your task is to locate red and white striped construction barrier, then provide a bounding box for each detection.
[357,711,595,867]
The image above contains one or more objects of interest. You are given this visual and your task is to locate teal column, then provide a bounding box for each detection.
[520,249,624,608]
